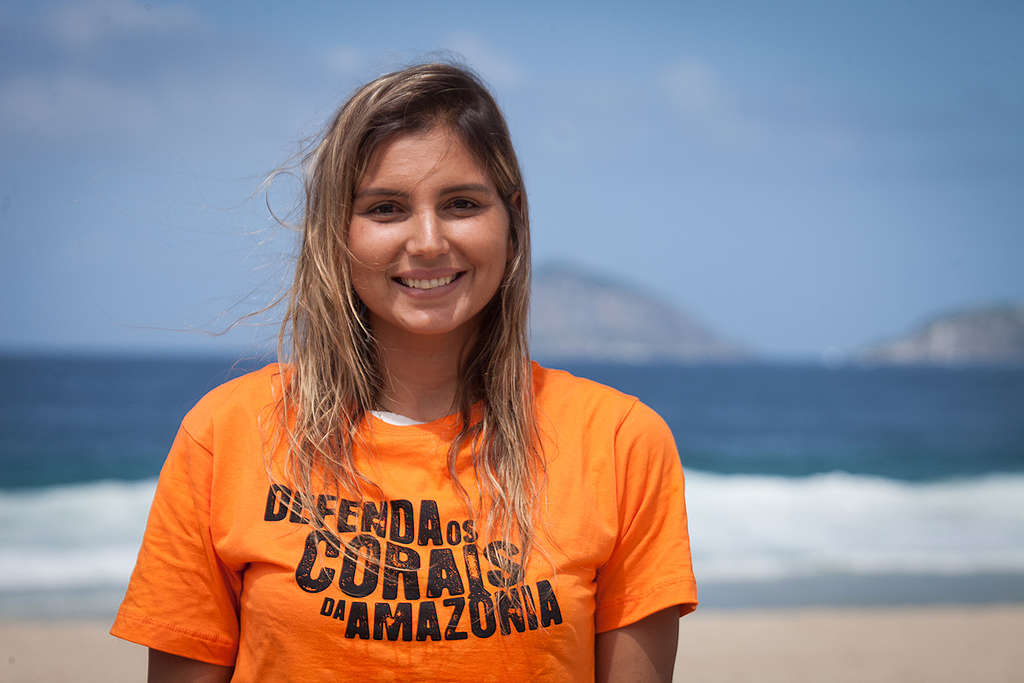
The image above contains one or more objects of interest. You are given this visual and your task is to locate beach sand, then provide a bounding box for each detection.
[2,605,1022,682]
[673,605,1023,682]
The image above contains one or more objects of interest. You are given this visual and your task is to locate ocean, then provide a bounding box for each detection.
[2,354,1023,617]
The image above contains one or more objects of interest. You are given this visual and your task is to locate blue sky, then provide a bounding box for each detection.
[2,0,1021,359]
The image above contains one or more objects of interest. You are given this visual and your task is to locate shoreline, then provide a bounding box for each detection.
[698,571,1024,609]
[5,571,1024,621]
[3,604,1022,682]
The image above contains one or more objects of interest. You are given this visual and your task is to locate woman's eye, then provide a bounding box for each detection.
[367,203,400,217]
[449,198,479,211]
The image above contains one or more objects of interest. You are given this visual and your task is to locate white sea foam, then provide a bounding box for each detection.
[0,479,155,590]
[1,472,1023,590]
[685,471,1024,581]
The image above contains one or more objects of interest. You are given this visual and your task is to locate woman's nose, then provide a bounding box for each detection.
[406,210,449,257]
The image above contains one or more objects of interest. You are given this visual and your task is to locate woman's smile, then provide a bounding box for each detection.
[392,269,465,292]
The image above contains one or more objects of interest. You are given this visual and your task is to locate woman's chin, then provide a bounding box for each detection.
[371,312,480,345]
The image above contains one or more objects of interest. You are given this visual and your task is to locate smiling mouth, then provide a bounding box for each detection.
[394,272,465,290]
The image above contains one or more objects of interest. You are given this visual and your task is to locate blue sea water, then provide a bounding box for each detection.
[1,354,1023,615]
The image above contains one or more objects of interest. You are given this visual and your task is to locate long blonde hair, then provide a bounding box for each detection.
[276,62,542,576]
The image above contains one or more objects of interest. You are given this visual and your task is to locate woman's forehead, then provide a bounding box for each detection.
[358,125,494,193]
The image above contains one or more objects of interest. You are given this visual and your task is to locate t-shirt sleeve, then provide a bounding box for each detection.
[110,419,242,665]
[594,399,698,633]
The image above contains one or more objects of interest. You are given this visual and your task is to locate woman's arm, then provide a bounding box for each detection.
[148,649,233,683]
[595,607,679,683]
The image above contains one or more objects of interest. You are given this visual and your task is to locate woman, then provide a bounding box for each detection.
[112,62,697,681]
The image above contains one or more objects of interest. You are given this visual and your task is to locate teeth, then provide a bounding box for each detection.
[399,274,457,290]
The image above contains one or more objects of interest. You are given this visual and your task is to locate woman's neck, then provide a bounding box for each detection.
[373,327,473,423]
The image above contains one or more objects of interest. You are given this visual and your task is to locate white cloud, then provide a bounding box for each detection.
[48,0,200,47]
[0,72,158,136]
[440,33,524,88]
[659,59,744,143]
[661,61,729,120]
[659,58,858,157]
[324,45,363,75]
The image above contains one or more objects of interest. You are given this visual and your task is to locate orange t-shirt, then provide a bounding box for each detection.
[111,362,697,681]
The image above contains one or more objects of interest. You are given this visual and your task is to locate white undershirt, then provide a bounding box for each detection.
[370,410,426,426]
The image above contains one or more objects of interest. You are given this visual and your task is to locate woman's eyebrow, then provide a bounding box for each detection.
[439,183,493,195]
[355,183,494,199]
[354,187,406,199]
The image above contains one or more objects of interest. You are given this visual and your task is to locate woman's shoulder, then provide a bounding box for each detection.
[532,361,631,400]
[180,362,288,435]
[531,361,664,430]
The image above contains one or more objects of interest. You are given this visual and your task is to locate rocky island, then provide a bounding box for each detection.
[529,262,749,363]
[859,303,1024,365]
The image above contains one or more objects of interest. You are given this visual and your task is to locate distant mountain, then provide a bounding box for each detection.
[529,262,749,362]
[859,303,1024,365]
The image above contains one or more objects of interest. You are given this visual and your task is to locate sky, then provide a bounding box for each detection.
[1,0,1021,360]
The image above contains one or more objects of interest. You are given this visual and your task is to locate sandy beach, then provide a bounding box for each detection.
[2,604,1021,682]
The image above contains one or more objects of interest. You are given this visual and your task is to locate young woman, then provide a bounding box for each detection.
[112,62,697,682]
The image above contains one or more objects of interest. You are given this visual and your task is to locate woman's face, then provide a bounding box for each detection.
[347,125,510,347]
